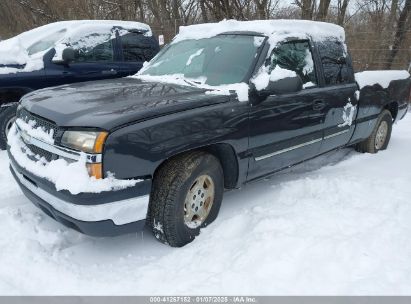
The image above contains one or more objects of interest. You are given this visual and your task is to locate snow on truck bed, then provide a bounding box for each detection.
[1,115,411,295]
[355,70,410,89]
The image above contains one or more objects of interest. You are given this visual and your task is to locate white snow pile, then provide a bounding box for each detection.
[355,70,410,89]
[135,74,250,102]
[251,65,297,91]
[0,37,28,65]
[7,123,138,195]
[0,20,152,74]
[186,49,204,66]
[338,101,357,127]
[175,19,345,44]
[175,19,346,67]
[15,118,55,145]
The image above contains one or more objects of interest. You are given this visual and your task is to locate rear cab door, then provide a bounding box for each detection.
[115,30,160,77]
[314,38,358,153]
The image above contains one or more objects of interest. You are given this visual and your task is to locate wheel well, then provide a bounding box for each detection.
[385,102,398,120]
[0,88,31,105]
[202,143,239,189]
[155,143,239,190]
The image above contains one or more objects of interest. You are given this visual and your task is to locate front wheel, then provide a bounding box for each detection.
[0,104,18,150]
[356,110,392,153]
[148,151,224,247]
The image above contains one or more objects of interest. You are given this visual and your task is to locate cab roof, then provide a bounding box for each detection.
[175,19,345,43]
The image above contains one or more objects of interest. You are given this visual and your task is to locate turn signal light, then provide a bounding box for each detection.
[94,132,108,153]
[87,163,103,179]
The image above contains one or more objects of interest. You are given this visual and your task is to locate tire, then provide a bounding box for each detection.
[356,110,392,154]
[0,104,18,150]
[148,151,224,247]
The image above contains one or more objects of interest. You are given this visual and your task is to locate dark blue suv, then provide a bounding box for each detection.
[0,20,160,149]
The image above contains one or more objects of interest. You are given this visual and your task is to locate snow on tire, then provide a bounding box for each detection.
[147,151,224,247]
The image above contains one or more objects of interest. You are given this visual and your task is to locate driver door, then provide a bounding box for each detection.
[45,29,121,86]
[247,40,325,181]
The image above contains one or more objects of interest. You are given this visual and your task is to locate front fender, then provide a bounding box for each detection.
[103,101,250,184]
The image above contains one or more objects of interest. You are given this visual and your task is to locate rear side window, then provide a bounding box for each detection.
[120,33,158,62]
[269,40,317,87]
[317,39,352,85]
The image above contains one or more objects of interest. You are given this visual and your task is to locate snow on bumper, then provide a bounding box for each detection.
[7,122,151,229]
[10,160,150,226]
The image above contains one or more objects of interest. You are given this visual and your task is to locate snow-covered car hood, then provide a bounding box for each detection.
[20,78,230,130]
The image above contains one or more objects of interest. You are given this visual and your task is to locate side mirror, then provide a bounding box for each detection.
[336,56,347,64]
[264,75,303,95]
[53,47,75,65]
[61,47,75,64]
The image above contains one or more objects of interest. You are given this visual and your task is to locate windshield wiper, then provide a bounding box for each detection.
[182,78,202,87]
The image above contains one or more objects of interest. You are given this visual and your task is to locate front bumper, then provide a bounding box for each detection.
[8,151,151,237]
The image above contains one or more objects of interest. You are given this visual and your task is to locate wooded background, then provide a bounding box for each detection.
[0,0,410,71]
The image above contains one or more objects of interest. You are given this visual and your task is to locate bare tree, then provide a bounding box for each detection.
[316,0,331,21]
[386,0,411,68]
[293,0,315,20]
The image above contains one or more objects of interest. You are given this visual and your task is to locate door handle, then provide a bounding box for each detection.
[312,99,326,111]
[102,69,118,75]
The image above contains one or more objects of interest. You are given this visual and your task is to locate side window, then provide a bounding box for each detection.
[121,32,157,62]
[270,40,317,87]
[317,39,352,85]
[70,33,114,63]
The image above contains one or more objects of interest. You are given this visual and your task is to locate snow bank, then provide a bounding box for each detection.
[175,19,345,44]
[134,74,249,102]
[8,124,138,195]
[0,20,152,74]
[1,116,411,295]
[355,70,410,89]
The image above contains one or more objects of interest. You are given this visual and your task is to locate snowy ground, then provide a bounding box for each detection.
[0,116,411,295]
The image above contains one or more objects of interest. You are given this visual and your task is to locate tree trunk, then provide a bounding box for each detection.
[316,0,331,21]
[337,0,350,25]
[385,0,411,69]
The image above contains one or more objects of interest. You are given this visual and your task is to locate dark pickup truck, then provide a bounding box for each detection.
[0,20,159,149]
[7,20,411,247]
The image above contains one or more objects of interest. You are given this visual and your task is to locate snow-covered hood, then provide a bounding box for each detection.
[20,78,230,130]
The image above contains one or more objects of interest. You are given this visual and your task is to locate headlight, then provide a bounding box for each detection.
[61,130,108,153]
[61,130,108,179]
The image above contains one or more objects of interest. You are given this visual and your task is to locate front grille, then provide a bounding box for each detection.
[18,108,59,140]
[17,109,59,161]
[26,143,54,162]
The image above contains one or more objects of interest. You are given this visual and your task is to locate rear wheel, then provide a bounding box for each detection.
[356,110,392,153]
[148,151,224,247]
[0,104,18,150]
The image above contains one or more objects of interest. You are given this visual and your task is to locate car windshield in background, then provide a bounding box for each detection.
[141,34,265,86]
[27,29,67,56]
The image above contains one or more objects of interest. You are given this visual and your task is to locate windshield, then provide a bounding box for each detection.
[141,34,265,86]
[27,29,67,56]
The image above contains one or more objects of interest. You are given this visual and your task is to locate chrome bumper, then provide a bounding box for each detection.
[10,161,150,226]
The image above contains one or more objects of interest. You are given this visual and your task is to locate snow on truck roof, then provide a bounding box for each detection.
[175,19,345,43]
